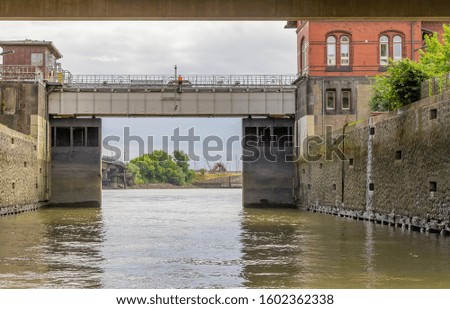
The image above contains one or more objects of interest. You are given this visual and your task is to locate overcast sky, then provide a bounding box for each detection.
[0,21,297,168]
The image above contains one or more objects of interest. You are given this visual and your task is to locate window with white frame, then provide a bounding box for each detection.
[301,38,307,74]
[326,90,336,110]
[380,36,389,66]
[340,36,350,66]
[327,36,336,66]
[342,90,351,110]
[393,35,402,61]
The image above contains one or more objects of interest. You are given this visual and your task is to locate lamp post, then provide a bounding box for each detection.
[173,65,179,110]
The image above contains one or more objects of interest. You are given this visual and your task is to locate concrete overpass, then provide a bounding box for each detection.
[0,0,448,21]
[48,74,296,117]
[0,68,296,208]
[43,74,297,208]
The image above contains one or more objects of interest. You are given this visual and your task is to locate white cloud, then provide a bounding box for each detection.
[0,21,297,74]
[87,55,121,63]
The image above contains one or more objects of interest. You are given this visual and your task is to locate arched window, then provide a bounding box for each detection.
[300,38,306,74]
[327,36,336,66]
[340,36,350,66]
[380,36,389,66]
[393,35,402,61]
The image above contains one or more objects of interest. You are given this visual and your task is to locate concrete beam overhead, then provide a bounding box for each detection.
[0,0,449,21]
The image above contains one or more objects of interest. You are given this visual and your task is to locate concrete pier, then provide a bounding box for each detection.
[50,118,102,207]
[242,118,295,208]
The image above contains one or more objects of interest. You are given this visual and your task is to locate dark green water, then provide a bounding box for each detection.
[1,189,450,288]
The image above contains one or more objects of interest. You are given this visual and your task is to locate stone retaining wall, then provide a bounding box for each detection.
[0,124,46,215]
[0,202,44,217]
[297,90,450,233]
[0,82,50,216]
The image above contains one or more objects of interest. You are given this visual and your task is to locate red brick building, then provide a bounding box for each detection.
[297,21,428,77]
[287,21,448,139]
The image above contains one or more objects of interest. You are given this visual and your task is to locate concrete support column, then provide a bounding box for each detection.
[242,117,295,208]
[49,118,102,207]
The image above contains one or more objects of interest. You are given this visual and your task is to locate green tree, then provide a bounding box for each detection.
[419,24,450,76]
[173,150,190,170]
[370,59,429,111]
[126,162,144,184]
[173,150,194,183]
[129,150,194,186]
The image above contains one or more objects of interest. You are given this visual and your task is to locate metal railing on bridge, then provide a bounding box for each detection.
[0,65,43,82]
[64,74,297,89]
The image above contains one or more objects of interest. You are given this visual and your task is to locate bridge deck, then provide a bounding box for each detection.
[48,74,297,117]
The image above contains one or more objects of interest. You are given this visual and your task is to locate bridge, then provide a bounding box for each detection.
[0,66,295,208]
[47,74,297,117]
[0,0,448,20]
[34,72,297,208]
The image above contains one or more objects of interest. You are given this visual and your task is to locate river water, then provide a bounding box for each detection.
[1,189,450,288]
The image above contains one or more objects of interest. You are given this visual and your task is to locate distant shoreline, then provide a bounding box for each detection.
[103,183,196,190]
[103,173,242,190]
[103,183,242,190]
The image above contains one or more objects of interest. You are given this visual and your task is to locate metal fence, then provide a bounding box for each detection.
[421,73,450,99]
[64,74,297,88]
[0,65,43,82]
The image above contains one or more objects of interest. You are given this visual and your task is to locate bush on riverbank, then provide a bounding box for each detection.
[370,59,430,111]
[127,150,195,186]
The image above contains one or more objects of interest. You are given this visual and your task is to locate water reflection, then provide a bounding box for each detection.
[240,208,450,288]
[39,206,105,288]
[240,208,310,288]
[98,189,244,288]
[0,207,104,288]
[363,222,376,288]
[2,190,450,288]
[0,210,47,288]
